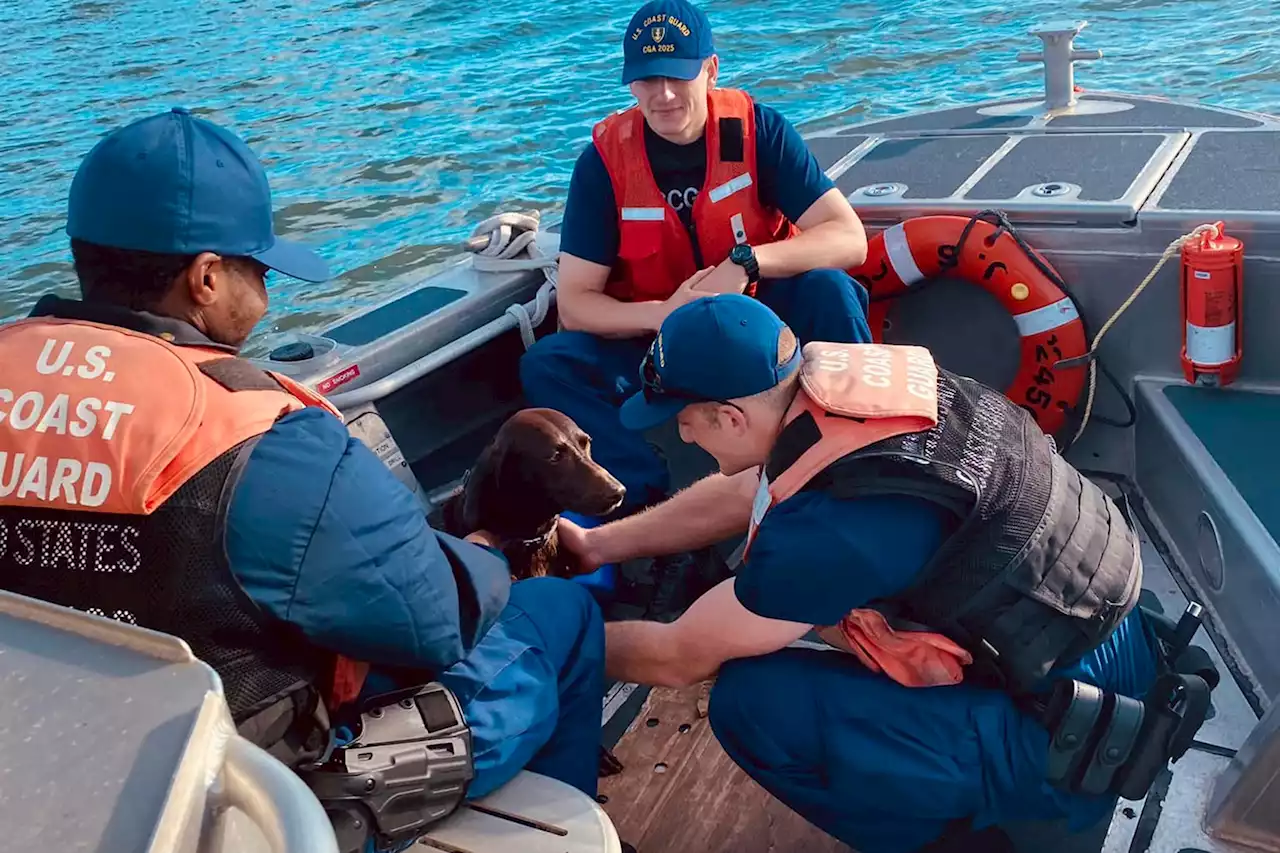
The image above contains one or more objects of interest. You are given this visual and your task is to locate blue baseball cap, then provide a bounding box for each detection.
[620,294,801,431]
[621,0,715,85]
[66,107,330,282]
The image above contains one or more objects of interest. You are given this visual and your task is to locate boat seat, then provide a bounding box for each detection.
[419,771,622,853]
[1134,379,1280,700]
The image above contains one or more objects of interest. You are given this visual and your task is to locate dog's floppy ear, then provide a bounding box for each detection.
[461,439,507,532]
[468,431,564,536]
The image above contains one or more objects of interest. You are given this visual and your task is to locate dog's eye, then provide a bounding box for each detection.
[550,446,566,463]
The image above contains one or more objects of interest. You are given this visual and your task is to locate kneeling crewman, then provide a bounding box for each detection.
[561,294,1216,852]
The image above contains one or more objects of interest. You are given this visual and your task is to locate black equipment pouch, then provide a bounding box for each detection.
[296,682,474,853]
[1038,602,1219,801]
[236,680,332,769]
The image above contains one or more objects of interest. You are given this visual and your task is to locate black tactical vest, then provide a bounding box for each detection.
[0,424,332,756]
[766,367,1142,694]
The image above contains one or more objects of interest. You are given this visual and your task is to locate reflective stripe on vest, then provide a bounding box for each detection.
[0,317,337,514]
[707,172,754,204]
[592,87,796,303]
[621,207,666,221]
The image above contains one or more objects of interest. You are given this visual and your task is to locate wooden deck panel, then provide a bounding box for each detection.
[599,683,855,853]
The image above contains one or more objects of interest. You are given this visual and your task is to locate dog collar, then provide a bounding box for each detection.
[511,519,557,551]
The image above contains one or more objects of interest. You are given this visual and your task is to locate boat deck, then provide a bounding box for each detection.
[1102,510,1259,853]
[598,683,853,853]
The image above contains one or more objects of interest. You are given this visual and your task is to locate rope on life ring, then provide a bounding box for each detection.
[464,210,560,349]
[849,211,1088,441]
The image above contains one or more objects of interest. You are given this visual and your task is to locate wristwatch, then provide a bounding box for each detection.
[729,243,760,285]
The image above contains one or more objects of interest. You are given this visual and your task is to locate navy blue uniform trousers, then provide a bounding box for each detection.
[520,269,872,509]
[707,609,1158,853]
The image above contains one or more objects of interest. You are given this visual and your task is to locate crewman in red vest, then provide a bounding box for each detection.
[520,0,872,619]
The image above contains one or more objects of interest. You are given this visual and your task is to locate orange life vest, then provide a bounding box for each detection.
[0,315,371,708]
[0,316,338,514]
[592,87,797,303]
[744,342,973,688]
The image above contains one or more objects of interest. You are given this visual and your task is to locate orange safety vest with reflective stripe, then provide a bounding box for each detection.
[592,87,797,303]
[0,316,370,708]
[743,342,973,688]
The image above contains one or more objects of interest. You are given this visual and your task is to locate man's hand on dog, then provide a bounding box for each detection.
[557,516,602,575]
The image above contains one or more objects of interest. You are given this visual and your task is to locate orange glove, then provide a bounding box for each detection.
[820,609,973,688]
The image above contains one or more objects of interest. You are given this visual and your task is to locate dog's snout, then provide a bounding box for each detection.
[582,476,626,515]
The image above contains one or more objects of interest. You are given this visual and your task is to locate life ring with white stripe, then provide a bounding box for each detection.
[849,213,1088,438]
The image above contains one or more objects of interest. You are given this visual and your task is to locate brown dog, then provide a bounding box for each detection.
[441,408,626,581]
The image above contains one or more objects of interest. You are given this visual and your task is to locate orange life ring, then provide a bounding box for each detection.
[848,214,1088,438]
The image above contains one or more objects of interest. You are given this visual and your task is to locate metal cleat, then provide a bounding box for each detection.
[1017,21,1104,110]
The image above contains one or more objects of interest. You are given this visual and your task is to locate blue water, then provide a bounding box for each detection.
[3,0,1279,343]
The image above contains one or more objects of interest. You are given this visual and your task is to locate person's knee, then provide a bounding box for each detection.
[707,655,772,744]
[768,268,871,344]
[518,330,596,392]
[709,653,829,795]
[791,268,868,313]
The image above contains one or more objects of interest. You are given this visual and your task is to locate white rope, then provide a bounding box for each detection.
[1070,223,1219,448]
[464,210,560,350]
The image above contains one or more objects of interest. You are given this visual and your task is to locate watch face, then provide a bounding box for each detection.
[731,244,751,263]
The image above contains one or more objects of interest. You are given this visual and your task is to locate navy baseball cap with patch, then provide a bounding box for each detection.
[620,294,802,431]
[66,107,330,282]
[621,0,715,85]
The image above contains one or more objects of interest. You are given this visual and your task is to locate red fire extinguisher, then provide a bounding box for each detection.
[1181,221,1244,387]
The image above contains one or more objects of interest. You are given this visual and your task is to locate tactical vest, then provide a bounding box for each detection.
[747,343,1142,693]
[0,316,352,758]
[592,87,798,303]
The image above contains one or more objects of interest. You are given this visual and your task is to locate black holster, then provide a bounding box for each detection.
[1038,603,1219,801]
[296,682,475,853]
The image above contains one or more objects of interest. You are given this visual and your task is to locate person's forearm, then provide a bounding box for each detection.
[755,218,868,278]
[587,469,757,565]
[605,620,707,686]
[559,289,667,338]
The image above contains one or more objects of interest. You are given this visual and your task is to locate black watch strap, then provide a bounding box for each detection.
[734,246,761,284]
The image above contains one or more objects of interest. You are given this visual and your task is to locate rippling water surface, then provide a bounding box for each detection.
[2,0,1278,340]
